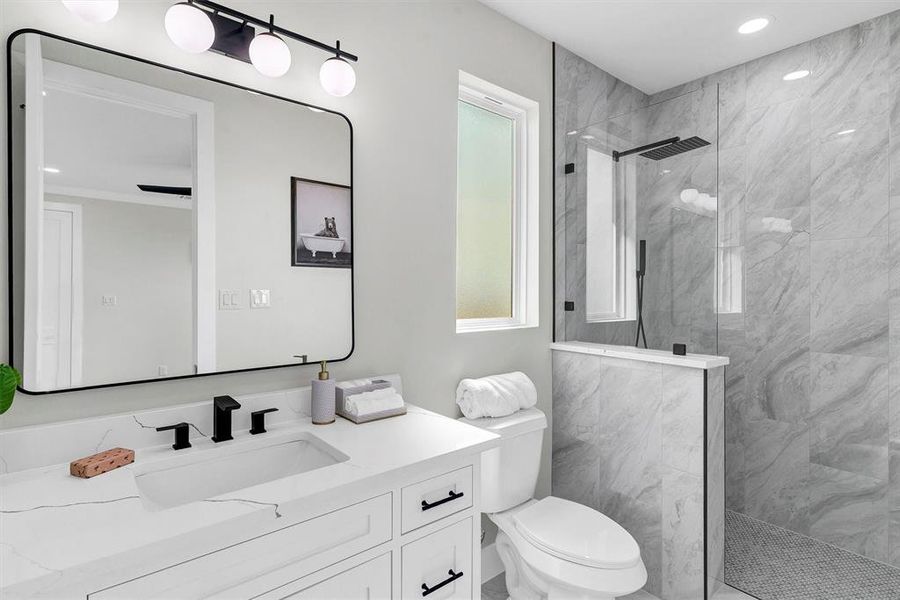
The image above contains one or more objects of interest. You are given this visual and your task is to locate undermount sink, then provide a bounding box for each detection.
[134,432,349,510]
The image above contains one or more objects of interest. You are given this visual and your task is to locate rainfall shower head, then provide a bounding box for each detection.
[639,136,710,161]
[613,136,711,162]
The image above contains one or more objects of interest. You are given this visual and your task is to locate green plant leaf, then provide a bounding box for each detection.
[0,364,21,415]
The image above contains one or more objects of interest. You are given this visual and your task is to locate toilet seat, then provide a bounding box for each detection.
[490,498,647,598]
[513,497,641,569]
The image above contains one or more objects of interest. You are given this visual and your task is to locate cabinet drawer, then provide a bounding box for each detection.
[265,553,391,600]
[401,466,472,533]
[401,518,472,600]
[91,494,392,600]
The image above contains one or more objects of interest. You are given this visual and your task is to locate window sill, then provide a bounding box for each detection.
[456,318,538,334]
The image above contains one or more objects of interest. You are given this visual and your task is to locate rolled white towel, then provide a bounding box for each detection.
[455,371,537,419]
[345,387,404,417]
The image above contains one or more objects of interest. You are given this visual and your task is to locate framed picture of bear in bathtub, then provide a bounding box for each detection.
[291,177,352,268]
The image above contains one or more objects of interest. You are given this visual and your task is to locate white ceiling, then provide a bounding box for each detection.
[480,0,900,94]
[44,86,192,204]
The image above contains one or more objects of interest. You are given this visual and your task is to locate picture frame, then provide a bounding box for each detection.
[291,177,352,268]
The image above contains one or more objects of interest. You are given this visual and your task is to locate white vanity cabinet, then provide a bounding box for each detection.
[87,462,480,600]
[0,399,498,600]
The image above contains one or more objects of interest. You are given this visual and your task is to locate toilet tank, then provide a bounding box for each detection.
[458,408,547,513]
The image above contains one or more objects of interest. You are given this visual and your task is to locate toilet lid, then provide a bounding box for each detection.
[513,496,641,569]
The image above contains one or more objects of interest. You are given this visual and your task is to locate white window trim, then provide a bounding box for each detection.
[456,71,539,334]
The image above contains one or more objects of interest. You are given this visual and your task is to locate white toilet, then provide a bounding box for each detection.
[460,408,647,600]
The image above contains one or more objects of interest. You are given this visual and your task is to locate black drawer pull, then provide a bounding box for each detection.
[421,490,464,511]
[421,569,464,597]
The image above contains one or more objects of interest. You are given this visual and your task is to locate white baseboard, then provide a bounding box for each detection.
[481,542,504,583]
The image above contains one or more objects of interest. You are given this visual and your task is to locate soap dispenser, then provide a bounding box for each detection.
[311,361,335,425]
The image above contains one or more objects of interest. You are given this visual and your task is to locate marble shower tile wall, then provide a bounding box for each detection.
[890,10,900,569]
[552,349,720,599]
[707,367,726,596]
[677,11,900,567]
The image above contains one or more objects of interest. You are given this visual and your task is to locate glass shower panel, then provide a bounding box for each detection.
[562,87,719,355]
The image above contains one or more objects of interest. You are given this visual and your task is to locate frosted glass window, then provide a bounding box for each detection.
[456,99,514,320]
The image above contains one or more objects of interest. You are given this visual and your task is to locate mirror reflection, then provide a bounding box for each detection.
[9,33,353,392]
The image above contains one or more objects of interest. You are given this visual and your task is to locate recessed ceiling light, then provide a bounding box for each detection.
[836,129,856,136]
[738,17,770,35]
[43,167,60,174]
[567,130,578,136]
[581,134,595,140]
[783,70,810,81]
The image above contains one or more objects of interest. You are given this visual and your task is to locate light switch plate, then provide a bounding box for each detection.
[218,289,242,310]
[250,289,271,309]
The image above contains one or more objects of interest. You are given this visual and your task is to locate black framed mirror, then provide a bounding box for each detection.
[7,30,354,394]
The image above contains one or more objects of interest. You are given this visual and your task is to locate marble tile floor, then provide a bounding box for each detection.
[725,510,900,600]
[481,573,755,600]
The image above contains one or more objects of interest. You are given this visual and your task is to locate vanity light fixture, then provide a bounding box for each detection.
[161,0,359,96]
[61,0,119,23]
[738,17,770,35]
[783,70,810,81]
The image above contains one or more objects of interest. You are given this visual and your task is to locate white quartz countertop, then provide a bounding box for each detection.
[551,341,729,369]
[0,405,498,595]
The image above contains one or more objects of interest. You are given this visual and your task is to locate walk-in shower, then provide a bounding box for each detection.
[554,10,900,598]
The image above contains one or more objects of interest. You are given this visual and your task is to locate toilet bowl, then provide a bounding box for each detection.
[459,408,647,600]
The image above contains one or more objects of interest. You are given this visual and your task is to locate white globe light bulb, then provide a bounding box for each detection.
[319,57,356,97]
[249,32,292,78]
[61,0,119,23]
[165,2,215,54]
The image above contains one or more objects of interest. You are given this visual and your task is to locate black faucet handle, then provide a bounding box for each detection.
[214,395,241,411]
[249,408,279,435]
[156,422,191,450]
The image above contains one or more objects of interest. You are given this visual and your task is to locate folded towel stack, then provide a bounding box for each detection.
[455,371,537,419]
[337,377,373,390]
[344,387,405,418]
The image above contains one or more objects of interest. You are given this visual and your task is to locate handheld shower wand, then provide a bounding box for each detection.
[635,240,648,349]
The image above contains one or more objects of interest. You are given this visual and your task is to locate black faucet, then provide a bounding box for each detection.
[156,422,191,450]
[212,395,241,442]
